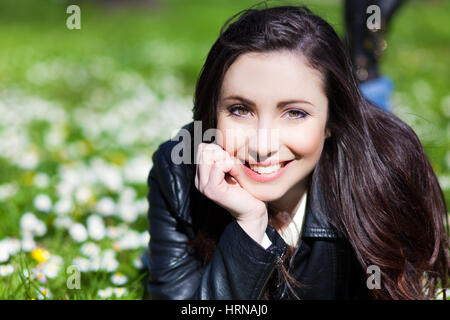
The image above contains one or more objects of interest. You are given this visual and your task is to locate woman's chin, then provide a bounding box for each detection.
[245,186,286,203]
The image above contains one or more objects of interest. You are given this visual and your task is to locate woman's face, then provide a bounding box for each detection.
[216,50,330,208]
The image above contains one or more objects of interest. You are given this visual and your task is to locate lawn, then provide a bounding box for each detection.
[0,0,448,299]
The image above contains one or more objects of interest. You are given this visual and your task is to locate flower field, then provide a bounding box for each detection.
[0,0,448,299]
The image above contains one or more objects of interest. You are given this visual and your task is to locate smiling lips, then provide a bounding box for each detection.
[240,159,294,182]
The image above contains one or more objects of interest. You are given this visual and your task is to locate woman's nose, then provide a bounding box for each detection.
[247,127,279,163]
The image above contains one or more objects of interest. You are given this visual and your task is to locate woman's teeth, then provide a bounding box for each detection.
[249,163,282,174]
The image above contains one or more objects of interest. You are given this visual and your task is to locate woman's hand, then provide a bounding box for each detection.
[195,142,268,244]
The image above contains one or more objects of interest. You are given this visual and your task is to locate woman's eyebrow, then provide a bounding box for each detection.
[223,95,314,108]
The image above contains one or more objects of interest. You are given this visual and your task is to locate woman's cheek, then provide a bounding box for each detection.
[284,126,324,157]
[216,123,247,156]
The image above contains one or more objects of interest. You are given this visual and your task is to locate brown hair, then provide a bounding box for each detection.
[189,4,449,299]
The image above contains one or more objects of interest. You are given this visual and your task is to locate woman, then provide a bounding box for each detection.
[146,5,449,300]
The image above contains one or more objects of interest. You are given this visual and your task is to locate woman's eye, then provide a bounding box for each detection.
[229,105,250,117]
[285,109,307,119]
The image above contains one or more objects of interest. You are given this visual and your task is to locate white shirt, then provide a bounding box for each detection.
[261,190,308,249]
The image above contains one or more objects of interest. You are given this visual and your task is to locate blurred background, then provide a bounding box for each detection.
[0,0,448,299]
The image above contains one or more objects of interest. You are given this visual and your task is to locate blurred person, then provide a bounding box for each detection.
[345,0,405,112]
[146,5,449,300]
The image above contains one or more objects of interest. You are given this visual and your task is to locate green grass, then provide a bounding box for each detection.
[0,0,448,299]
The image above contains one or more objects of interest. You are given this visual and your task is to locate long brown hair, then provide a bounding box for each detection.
[189,4,449,299]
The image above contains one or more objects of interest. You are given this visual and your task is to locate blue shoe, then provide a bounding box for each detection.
[359,76,393,112]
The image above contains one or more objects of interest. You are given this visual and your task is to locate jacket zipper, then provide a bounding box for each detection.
[278,239,304,299]
[257,254,284,300]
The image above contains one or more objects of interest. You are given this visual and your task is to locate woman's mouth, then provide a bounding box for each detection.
[247,162,284,174]
[241,159,294,182]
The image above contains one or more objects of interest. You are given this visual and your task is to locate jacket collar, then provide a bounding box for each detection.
[301,178,343,238]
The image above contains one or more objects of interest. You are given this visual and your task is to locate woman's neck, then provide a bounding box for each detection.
[268,179,308,218]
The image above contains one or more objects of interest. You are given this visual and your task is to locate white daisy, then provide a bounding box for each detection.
[98,287,113,299]
[41,262,60,279]
[114,230,141,251]
[0,183,18,201]
[80,242,101,258]
[20,213,47,237]
[110,272,128,286]
[96,197,116,217]
[69,223,88,243]
[20,212,39,231]
[34,220,47,237]
[33,173,50,188]
[37,287,52,300]
[123,156,152,184]
[89,256,102,272]
[106,225,127,239]
[53,216,73,229]
[0,238,20,261]
[72,257,91,273]
[54,197,74,216]
[140,231,150,247]
[101,256,119,273]
[32,267,48,284]
[33,194,52,212]
[75,185,92,205]
[0,250,9,263]
[113,287,127,298]
[118,203,138,223]
[133,257,144,269]
[87,215,105,241]
[21,236,36,252]
[0,264,14,276]
[16,150,39,170]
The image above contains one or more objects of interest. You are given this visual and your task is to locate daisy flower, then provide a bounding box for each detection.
[32,267,47,284]
[0,264,14,276]
[33,173,50,188]
[113,287,127,298]
[69,223,88,243]
[110,272,128,286]
[75,185,92,205]
[435,289,450,300]
[36,287,52,300]
[41,262,60,279]
[72,257,91,273]
[80,242,101,258]
[98,287,113,299]
[0,250,9,263]
[89,257,101,272]
[33,194,52,212]
[101,257,119,273]
[96,197,115,217]
[20,213,47,237]
[21,236,36,252]
[0,238,21,260]
[133,257,143,269]
[30,247,50,263]
[20,212,39,232]
[87,215,105,241]
[54,197,74,216]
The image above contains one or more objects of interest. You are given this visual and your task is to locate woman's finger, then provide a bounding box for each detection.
[197,143,224,191]
[196,143,213,191]
[207,157,234,189]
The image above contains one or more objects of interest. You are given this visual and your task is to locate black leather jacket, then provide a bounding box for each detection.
[146,124,370,300]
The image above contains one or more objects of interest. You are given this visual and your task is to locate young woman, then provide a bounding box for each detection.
[146,5,449,300]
